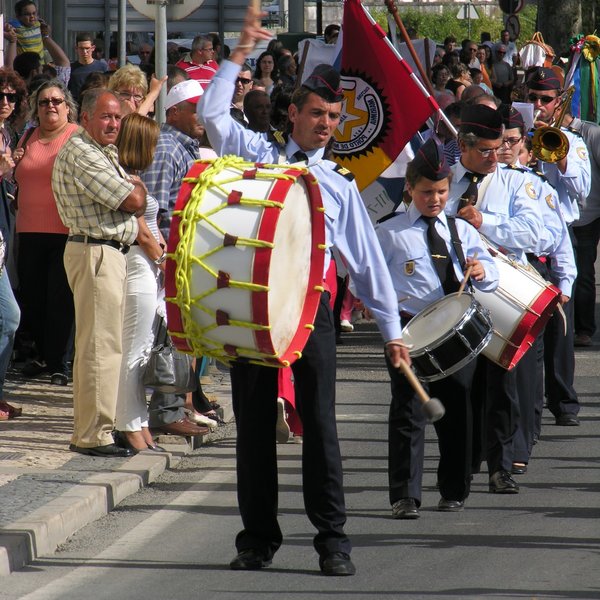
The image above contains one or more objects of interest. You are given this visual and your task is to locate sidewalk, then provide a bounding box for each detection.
[0,364,233,576]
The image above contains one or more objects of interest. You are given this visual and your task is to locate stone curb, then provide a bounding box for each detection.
[0,375,233,576]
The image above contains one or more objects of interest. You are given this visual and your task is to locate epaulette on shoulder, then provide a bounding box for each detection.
[268,130,287,146]
[333,164,355,181]
[531,169,550,185]
[566,126,583,139]
[504,163,527,174]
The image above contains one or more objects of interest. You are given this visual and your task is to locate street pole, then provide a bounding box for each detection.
[155,1,168,124]
[118,0,126,67]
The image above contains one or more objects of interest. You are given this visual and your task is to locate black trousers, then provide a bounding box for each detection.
[386,354,476,505]
[474,356,519,475]
[17,232,74,374]
[230,293,350,560]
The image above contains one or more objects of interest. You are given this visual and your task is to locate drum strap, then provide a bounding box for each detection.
[446,217,467,272]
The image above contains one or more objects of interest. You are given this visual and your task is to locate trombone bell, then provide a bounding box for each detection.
[531,86,574,164]
[531,126,569,163]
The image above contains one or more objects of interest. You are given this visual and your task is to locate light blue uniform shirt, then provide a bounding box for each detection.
[521,166,577,296]
[447,162,544,265]
[376,202,499,316]
[198,59,402,341]
[536,128,591,224]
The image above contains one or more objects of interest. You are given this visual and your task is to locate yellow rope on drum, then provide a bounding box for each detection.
[168,156,308,364]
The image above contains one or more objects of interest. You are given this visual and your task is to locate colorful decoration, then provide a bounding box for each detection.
[566,34,600,124]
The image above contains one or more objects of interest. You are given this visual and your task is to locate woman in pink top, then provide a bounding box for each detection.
[14,79,78,385]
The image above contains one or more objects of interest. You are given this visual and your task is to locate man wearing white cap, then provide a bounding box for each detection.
[140,79,208,438]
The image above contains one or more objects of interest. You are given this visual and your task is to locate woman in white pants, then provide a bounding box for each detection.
[115,113,167,452]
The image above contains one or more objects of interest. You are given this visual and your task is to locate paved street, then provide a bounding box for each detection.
[1,323,599,599]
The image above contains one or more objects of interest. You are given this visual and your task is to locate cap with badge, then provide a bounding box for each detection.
[500,105,525,131]
[411,138,451,181]
[526,67,562,91]
[165,79,203,110]
[302,64,344,103]
[459,104,503,139]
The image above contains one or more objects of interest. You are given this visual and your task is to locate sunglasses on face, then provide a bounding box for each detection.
[236,77,252,85]
[527,93,557,104]
[38,98,65,107]
[0,92,17,103]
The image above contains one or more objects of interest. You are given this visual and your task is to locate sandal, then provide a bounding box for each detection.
[0,401,22,419]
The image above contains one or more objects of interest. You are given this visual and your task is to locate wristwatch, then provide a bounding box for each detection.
[153,251,166,265]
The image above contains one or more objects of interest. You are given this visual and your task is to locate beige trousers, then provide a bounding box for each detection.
[64,242,127,447]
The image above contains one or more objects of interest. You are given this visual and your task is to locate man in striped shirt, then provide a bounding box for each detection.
[175,34,219,90]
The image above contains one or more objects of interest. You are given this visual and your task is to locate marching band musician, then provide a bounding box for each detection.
[496,106,576,472]
[525,67,591,428]
[197,3,409,576]
[447,103,544,495]
[376,138,498,518]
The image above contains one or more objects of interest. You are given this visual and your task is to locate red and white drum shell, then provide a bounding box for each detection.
[472,236,561,370]
[165,158,326,368]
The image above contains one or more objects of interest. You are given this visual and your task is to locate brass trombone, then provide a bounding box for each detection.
[531,86,575,163]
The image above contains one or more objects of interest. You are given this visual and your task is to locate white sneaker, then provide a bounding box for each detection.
[276,397,290,444]
[340,319,354,332]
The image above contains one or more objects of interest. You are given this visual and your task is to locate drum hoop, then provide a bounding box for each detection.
[496,284,560,369]
[165,157,326,367]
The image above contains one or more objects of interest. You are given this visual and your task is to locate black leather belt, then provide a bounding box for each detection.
[68,235,130,254]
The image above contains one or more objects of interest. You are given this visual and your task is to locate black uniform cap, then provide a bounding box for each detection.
[527,67,562,91]
[411,138,451,181]
[459,104,503,139]
[302,64,344,102]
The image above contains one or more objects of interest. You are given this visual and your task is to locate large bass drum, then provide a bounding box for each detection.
[165,157,326,367]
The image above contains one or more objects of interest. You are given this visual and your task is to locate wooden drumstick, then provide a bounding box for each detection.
[457,251,478,297]
[398,359,445,423]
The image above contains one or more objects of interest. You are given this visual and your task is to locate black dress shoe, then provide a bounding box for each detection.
[229,549,271,570]
[555,414,580,426]
[489,470,519,494]
[438,498,464,512]
[319,552,356,576]
[391,497,420,519]
[70,443,134,458]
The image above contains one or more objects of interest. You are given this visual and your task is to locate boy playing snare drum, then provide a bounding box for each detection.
[375,138,498,518]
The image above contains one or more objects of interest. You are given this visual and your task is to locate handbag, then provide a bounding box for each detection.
[143,313,196,394]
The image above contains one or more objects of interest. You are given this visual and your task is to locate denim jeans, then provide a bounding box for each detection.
[0,268,21,397]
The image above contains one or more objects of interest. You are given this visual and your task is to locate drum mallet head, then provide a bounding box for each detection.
[421,396,445,423]
[398,359,445,423]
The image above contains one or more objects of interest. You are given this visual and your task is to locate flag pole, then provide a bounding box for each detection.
[384,0,434,96]
[362,1,457,138]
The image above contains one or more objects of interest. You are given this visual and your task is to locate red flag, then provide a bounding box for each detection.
[334,0,439,190]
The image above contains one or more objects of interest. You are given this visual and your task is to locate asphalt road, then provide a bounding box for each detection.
[2,325,599,600]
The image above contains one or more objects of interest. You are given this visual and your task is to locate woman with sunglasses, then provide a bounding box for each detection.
[0,68,26,420]
[14,79,78,387]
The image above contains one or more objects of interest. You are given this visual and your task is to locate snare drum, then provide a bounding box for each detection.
[165,157,326,367]
[472,237,561,370]
[402,292,493,382]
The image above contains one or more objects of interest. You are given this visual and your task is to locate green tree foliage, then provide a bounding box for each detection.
[371,4,538,47]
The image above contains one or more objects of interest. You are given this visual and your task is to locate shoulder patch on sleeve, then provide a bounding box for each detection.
[333,164,355,181]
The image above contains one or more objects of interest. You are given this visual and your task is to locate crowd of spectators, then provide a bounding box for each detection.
[0,0,312,444]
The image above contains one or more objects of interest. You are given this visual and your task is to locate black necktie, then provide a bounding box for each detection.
[458,171,486,210]
[290,150,308,164]
[423,216,459,295]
